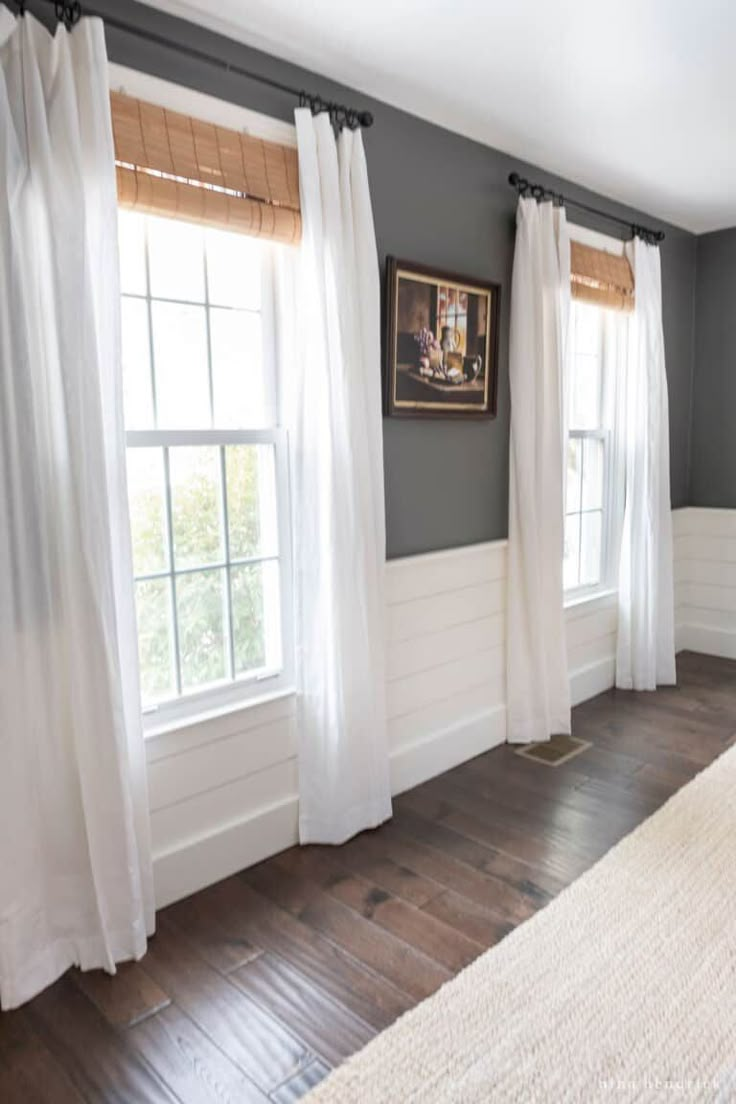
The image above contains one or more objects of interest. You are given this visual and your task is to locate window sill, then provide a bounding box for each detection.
[143,684,297,741]
[564,586,617,614]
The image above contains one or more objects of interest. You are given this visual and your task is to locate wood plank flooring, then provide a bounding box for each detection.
[2,651,734,1102]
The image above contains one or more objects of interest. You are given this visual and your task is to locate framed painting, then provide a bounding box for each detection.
[385,257,500,418]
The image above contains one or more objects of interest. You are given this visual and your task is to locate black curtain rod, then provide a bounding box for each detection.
[15,0,374,129]
[508,172,665,245]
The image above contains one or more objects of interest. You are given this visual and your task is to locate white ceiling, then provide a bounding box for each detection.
[140,0,736,234]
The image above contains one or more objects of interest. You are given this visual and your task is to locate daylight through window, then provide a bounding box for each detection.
[119,210,292,723]
[564,298,623,597]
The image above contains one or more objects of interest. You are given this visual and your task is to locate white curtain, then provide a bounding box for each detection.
[282,109,391,844]
[616,238,676,690]
[0,11,153,1009]
[507,197,572,744]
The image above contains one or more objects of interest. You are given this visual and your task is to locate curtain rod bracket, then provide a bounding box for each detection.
[298,90,372,130]
[27,0,374,127]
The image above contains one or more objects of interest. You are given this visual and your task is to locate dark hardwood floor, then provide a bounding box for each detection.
[2,651,735,1103]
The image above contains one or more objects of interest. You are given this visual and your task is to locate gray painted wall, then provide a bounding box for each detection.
[690,229,736,508]
[86,0,697,556]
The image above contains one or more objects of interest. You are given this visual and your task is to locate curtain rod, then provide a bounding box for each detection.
[508,172,665,245]
[16,0,374,129]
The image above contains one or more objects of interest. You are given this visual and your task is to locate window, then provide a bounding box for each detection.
[119,210,292,726]
[564,298,624,599]
[437,284,469,350]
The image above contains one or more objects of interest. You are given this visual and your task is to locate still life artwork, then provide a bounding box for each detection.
[385,257,499,417]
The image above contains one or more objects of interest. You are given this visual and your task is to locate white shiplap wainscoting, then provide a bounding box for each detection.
[675,507,736,660]
[148,537,620,908]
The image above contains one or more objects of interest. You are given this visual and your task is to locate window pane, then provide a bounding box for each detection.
[118,210,147,295]
[151,301,210,428]
[170,446,224,569]
[582,438,604,511]
[210,309,265,427]
[225,444,278,560]
[121,297,153,429]
[136,578,175,703]
[570,355,602,429]
[566,438,582,514]
[206,228,261,309]
[147,216,205,302]
[177,568,228,691]
[231,560,281,674]
[127,447,168,575]
[573,301,602,356]
[564,513,580,590]
[580,511,603,586]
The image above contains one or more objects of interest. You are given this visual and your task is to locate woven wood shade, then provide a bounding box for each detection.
[570,241,634,312]
[111,92,301,244]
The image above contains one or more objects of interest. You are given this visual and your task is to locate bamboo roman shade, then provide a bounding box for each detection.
[111,92,301,245]
[570,241,634,312]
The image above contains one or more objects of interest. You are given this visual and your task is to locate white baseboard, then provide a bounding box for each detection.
[389,705,507,797]
[153,704,508,909]
[153,795,299,909]
[677,623,736,661]
[569,655,616,706]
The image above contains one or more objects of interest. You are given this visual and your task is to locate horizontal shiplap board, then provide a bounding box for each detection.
[677,559,736,588]
[386,540,506,605]
[565,589,618,621]
[146,691,295,764]
[677,604,736,632]
[675,534,736,564]
[674,508,736,663]
[672,510,692,538]
[151,759,298,858]
[387,578,505,642]
[388,679,505,753]
[388,613,504,682]
[147,714,297,813]
[674,507,736,538]
[387,645,504,720]
[677,581,736,614]
[568,632,617,673]
[565,604,618,650]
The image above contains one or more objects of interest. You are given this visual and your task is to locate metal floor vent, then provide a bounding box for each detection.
[515,734,591,767]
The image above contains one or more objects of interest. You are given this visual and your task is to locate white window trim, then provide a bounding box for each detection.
[107,62,297,148]
[568,221,625,256]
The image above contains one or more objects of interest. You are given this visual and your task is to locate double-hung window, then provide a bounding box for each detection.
[118,210,292,727]
[564,296,625,599]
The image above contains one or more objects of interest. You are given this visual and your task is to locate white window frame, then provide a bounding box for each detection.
[111,65,297,733]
